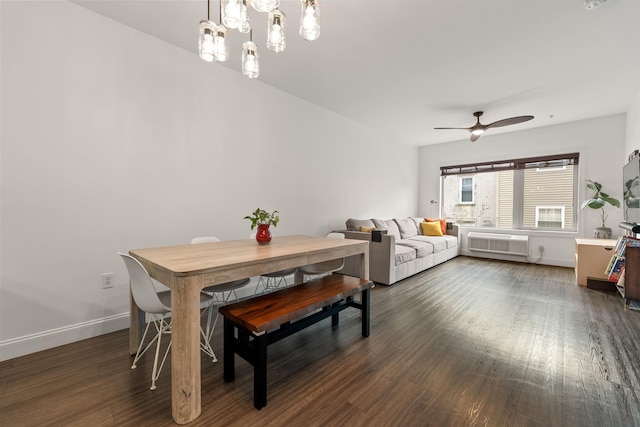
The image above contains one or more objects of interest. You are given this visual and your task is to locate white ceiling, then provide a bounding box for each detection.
[72,0,640,146]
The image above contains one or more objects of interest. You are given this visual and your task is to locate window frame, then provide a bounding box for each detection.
[535,205,566,229]
[459,176,474,204]
[440,153,579,232]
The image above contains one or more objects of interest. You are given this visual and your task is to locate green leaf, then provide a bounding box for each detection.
[602,195,620,207]
[244,208,280,229]
[587,200,605,209]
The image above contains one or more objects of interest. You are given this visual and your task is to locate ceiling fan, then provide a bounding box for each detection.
[435,111,534,142]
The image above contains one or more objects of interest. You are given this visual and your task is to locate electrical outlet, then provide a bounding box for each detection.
[539,245,544,253]
[102,273,114,289]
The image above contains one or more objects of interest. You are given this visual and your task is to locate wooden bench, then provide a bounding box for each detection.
[219,274,373,409]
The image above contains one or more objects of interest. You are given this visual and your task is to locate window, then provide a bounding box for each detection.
[460,177,474,204]
[536,206,565,228]
[440,153,578,230]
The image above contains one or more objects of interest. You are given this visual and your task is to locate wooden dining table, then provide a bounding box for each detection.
[128,234,369,424]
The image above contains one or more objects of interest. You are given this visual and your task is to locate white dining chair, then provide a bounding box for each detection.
[249,232,297,295]
[118,252,213,390]
[298,232,346,282]
[190,236,251,361]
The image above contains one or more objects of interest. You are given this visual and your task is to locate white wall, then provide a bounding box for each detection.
[0,1,418,360]
[626,89,640,156]
[419,114,627,267]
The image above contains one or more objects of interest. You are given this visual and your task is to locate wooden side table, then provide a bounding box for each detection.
[575,238,617,286]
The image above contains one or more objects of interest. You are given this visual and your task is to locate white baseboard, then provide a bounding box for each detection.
[0,313,130,362]
[460,250,573,268]
[0,276,296,362]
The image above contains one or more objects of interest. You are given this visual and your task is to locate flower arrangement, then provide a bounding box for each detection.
[244,208,280,230]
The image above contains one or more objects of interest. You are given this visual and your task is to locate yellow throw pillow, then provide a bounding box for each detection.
[425,217,447,235]
[420,221,443,236]
[360,226,375,232]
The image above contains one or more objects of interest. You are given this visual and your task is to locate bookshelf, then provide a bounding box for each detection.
[606,236,640,308]
[621,243,640,305]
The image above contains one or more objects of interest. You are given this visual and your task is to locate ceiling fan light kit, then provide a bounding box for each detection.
[435,111,534,142]
[198,0,320,79]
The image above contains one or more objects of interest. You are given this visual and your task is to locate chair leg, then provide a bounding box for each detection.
[150,317,169,391]
[152,332,171,390]
[276,275,289,289]
[265,276,277,292]
[131,320,153,370]
[201,289,240,363]
[200,300,218,362]
[253,276,267,295]
[255,275,289,294]
[131,315,171,391]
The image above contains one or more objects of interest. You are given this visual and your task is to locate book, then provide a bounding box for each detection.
[604,236,639,276]
[617,269,626,289]
[609,257,626,282]
[613,236,626,253]
[605,254,617,276]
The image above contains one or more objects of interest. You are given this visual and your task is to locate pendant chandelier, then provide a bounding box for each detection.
[198,0,320,79]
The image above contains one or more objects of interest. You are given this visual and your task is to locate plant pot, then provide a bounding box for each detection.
[593,227,612,239]
[256,224,272,244]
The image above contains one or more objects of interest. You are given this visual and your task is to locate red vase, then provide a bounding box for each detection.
[256,224,272,244]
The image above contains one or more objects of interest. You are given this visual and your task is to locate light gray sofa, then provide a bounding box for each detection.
[339,217,459,285]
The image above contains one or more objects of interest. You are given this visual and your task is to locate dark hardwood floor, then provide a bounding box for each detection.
[2,256,640,426]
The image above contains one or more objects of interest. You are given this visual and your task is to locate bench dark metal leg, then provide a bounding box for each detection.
[223,318,235,382]
[361,288,370,337]
[254,333,268,409]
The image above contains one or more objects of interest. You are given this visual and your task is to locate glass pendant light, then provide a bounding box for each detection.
[584,0,606,10]
[242,36,259,78]
[214,25,228,62]
[214,1,228,61]
[267,10,286,53]
[251,0,279,13]
[299,0,320,41]
[237,0,251,34]
[199,20,217,62]
[222,0,243,29]
[199,0,325,77]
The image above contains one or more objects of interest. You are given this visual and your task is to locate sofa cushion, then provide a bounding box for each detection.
[410,217,425,234]
[409,235,447,252]
[360,226,375,232]
[346,218,375,231]
[372,218,401,240]
[420,221,443,236]
[396,239,434,258]
[394,244,416,265]
[394,217,419,239]
[442,235,458,249]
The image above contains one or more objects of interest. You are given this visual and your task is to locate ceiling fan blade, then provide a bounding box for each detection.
[435,112,533,141]
[486,115,534,129]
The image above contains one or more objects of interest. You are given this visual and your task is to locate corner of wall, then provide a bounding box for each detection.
[626,89,640,156]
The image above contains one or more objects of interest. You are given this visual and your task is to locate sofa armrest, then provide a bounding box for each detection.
[447,224,459,237]
[340,231,395,285]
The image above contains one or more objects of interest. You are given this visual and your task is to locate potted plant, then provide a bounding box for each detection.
[581,180,620,238]
[244,208,279,244]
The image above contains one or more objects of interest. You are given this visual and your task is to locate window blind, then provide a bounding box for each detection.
[440,152,579,176]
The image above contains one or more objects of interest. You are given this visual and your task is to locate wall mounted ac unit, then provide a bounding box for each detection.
[467,232,529,257]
